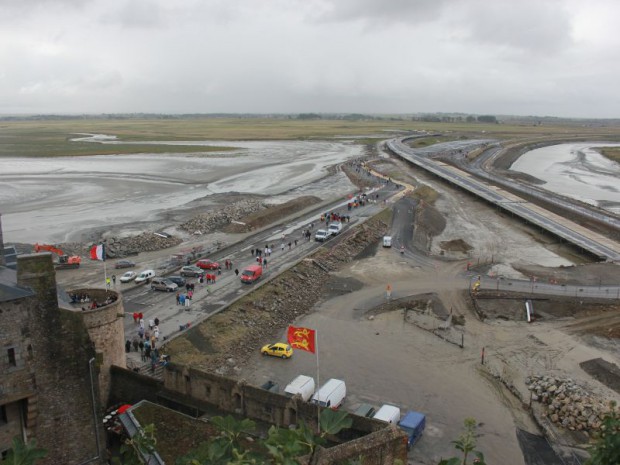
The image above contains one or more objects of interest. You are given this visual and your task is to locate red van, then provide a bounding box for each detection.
[240,265,262,283]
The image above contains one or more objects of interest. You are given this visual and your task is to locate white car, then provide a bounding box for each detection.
[119,271,137,283]
[315,229,332,242]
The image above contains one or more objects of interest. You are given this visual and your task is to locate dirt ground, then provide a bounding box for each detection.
[232,152,620,464]
[42,143,620,464]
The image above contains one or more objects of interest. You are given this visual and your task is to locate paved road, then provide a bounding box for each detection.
[387,138,620,262]
[121,182,402,365]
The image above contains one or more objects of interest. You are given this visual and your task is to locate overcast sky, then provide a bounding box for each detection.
[1,0,619,118]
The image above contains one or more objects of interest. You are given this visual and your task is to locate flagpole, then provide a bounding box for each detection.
[316,329,320,434]
[103,243,108,293]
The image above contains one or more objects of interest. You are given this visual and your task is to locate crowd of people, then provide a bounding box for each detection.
[70,292,118,310]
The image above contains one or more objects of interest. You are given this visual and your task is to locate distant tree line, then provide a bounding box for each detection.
[413,114,498,124]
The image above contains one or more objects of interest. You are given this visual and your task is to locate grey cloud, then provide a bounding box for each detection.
[313,0,448,25]
[0,0,92,22]
[98,0,166,28]
[463,1,573,54]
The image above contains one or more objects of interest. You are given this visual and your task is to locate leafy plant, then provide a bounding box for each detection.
[586,401,620,465]
[113,423,158,465]
[1,437,47,465]
[438,418,486,465]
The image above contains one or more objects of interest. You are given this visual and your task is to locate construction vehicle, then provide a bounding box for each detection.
[33,243,81,269]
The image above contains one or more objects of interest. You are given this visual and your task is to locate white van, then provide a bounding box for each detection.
[284,375,315,401]
[310,378,346,409]
[328,222,343,236]
[373,404,401,424]
[383,236,392,248]
[135,269,156,284]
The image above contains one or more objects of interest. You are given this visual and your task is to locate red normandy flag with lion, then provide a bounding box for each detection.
[287,326,316,354]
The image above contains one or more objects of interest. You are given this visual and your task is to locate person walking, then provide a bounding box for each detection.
[263,258,268,269]
[125,340,131,353]
[132,337,139,352]
[179,294,185,306]
[139,341,145,361]
[185,295,191,309]
[251,248,255,256]
[112,274,116,286]
[281,243,285,252]
[176,292,180,305]
[139,318,144,331]
[234,268,239,277]
[105,277,111,289]
[154,326,160,341]
[154,317,159,327]
[217,265,222,275]
[149,318,154,330]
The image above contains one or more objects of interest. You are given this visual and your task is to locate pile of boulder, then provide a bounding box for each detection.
[179,200,263,234]
[526,374,614,433]
[104,233,183,258]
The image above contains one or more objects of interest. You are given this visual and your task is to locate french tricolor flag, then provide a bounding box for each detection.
[89,244,105,261]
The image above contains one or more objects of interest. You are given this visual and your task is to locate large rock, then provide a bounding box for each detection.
[525,374,614,434]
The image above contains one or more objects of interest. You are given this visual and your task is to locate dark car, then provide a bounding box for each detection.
[180,265,203,277]
[167,275,186,287]
[114,260,136,269]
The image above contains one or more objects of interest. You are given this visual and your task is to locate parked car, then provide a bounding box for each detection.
[240,265,262,283]
[373,405,401,424]
[310,379,346,409]
[328,222,343,235]
[261,343,293,359]
[135,269,156,284]
[119,271,137,283]
[114,260,136,269]
[167,275,186,287]
[284,375,315,401]
[314,229,332,242]
[196,259,219,270]
[180,266,203,277]
[150,277,178,292]
[399,411,426,449]
[354,403,376,418]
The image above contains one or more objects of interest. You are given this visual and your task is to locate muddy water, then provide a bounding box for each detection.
[0,139,363,243]
[510,142,620,213]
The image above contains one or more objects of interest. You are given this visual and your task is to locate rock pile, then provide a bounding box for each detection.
[179,200,263,234]
[526,374,613,433]
[104,233,183,258]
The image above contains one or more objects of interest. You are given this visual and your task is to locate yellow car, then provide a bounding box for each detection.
[261,343,293,359]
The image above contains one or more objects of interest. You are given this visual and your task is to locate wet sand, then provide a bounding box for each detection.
[0,140,363,243]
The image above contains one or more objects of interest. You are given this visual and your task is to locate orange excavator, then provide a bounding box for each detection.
[33,243,81,269]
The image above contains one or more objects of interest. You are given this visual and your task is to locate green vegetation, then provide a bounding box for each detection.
[120,409,353,465]
[586,401,620,465]
[597,147,620,163]
[1,116,619,158]
[438,418,486,465]
[0,437,47,465]
[408,136,461,148]
[411,185,440,205]
[112,423,158,465]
